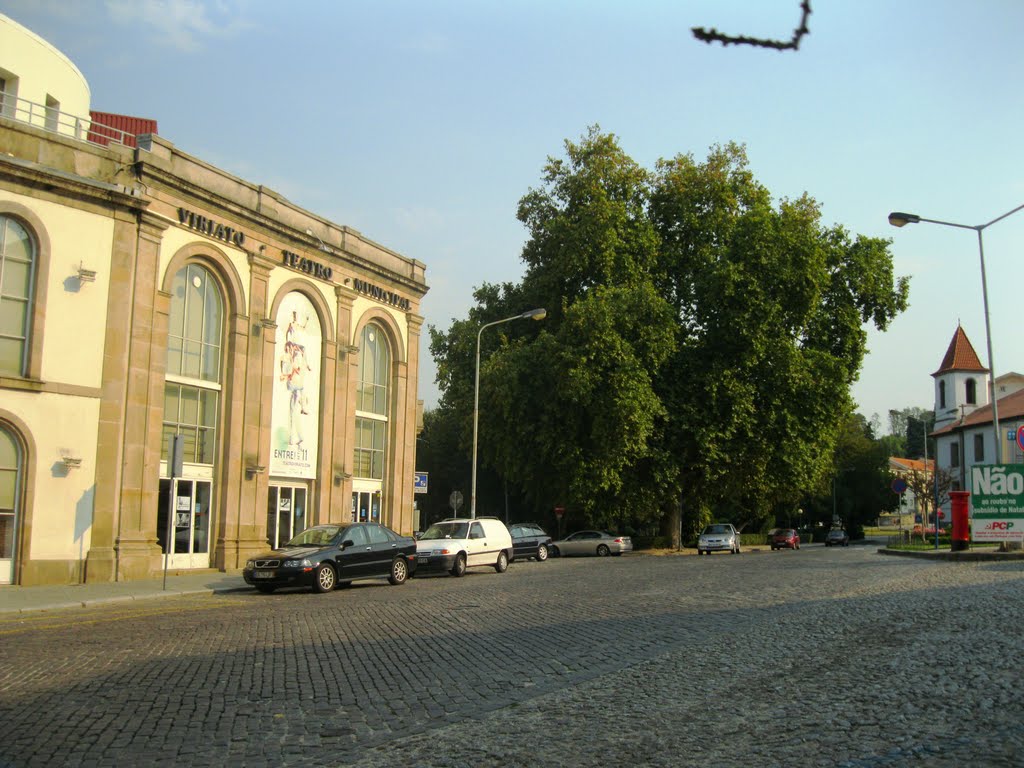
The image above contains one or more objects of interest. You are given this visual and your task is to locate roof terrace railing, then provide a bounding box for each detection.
[0,92,136,148]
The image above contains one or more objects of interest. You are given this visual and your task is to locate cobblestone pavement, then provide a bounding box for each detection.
[1,545,1022,767]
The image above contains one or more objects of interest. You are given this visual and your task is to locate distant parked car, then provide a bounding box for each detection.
[770,528,800,550]
[509,523,552,562]
[243,522,417,594]
[697,523,740,555]
[415,517,514,577]
[825,529,850,547]
[550,530,632,557]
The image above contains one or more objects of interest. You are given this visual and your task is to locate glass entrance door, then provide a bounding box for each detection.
[352,490,381,523]
[157,478,212,569]
[267,484,308,549]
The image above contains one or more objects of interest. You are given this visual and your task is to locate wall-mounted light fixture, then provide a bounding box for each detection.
[337,344,359,360]
[252,317,277,337]
[333,469,352,486]
[246,464,266,478]
[77,263,97,283]
[306,228,332,253]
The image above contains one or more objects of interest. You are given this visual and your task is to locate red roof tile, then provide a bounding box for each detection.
[932,326,987,375]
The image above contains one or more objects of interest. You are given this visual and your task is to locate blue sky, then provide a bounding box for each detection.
[8,0,1024,434]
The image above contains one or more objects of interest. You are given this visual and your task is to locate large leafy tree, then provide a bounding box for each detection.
[428,129,908,538]
[648,143,908,538]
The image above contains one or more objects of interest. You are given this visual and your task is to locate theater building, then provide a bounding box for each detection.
[0,14,428,585]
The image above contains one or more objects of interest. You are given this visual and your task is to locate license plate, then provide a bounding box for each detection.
[253,571,275,579]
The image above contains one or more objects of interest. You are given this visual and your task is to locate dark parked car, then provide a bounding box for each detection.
[770,528,800,550]
[509,523,553,562]
[825,528,850,547]
[243,522,417,594]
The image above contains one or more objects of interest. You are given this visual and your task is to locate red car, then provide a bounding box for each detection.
[770,528,800,550]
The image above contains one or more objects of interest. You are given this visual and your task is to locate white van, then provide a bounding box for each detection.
[415,517,514,577]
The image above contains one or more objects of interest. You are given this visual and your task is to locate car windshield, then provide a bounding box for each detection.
[285,526,341,547]
[703,525,731,534]
[777,530,795,536]
[420,521,470,540]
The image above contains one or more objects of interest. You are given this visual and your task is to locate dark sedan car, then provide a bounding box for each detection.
[825,528,850,547]
[770,528,800,550]
[509,523,553,562]
[243,522,417,594]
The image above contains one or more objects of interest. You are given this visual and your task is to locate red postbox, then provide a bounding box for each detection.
[950,490,970,552]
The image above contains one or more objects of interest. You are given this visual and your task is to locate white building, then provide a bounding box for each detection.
[930,325,1024,519]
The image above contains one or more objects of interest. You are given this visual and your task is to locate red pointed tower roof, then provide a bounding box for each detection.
[932,325,987,376]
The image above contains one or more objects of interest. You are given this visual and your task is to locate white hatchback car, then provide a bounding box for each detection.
[415,517,514,577]
[697,523,740,555]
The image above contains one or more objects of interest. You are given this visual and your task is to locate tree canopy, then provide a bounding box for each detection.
[427,127,908,539]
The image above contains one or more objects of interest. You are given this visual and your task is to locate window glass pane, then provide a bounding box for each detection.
[198,427,216,464]
[202,340,220,382]
[0,428,16,467]
[184,267,205,344]
[0,513,13,558]
[0,469,15,509]
[373,421,385,450]
[1,257,30,296]
[200,390,218,428]
[0,297,27,335]
[179,426,199,463]
[0,338,24,375]
[166,337,182,376]
[2,219,32,263]
[168,269,186,340]
[182,340,202,379]
[180,387,199,424]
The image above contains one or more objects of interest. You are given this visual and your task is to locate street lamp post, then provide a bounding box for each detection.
[470,308,546,518]
[888,204,1024,463]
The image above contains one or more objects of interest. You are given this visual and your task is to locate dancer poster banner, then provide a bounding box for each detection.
[270,292,321,478]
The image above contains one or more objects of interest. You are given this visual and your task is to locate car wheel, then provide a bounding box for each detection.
[312,563,336,593]
[550,546,560,558]
[536,544,549,562]
[494,551,509,573]
[596,544,610,557]
[450,553,467,577]
[255,585,276,594]
[388,557,409,585]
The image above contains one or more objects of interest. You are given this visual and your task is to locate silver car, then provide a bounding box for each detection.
[550,530,632,557]
[697,523,740,555]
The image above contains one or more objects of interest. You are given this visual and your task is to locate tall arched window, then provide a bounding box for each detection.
[939,380,946,410]
[163,264,224,464]
[0,216,35,377]
[0,424,22,584]
[354,323,390,480]
[965,378,977,405]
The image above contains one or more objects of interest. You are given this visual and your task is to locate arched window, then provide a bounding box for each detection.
[965,378,977,405]
[163,264,224,464]
[0,216,35,377]
[939,380,946,410]
[0,424,22,584]
[354,323,390,480]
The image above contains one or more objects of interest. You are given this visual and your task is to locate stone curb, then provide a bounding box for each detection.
[876,547,1024,562]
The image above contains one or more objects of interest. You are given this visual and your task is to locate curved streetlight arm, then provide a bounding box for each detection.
[887,204,1024,462]
[470,308,546,518]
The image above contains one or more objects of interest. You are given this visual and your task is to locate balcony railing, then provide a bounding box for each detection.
[0,92,137,147]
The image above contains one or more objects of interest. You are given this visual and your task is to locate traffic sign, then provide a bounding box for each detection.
[449,490,463,512]
[891,477,907,494]
[554,506,564,518]
[1017,425,1024,452]
[413,472,428,494]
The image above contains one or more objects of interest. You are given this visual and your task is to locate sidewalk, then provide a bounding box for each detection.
[0,570,250,614]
